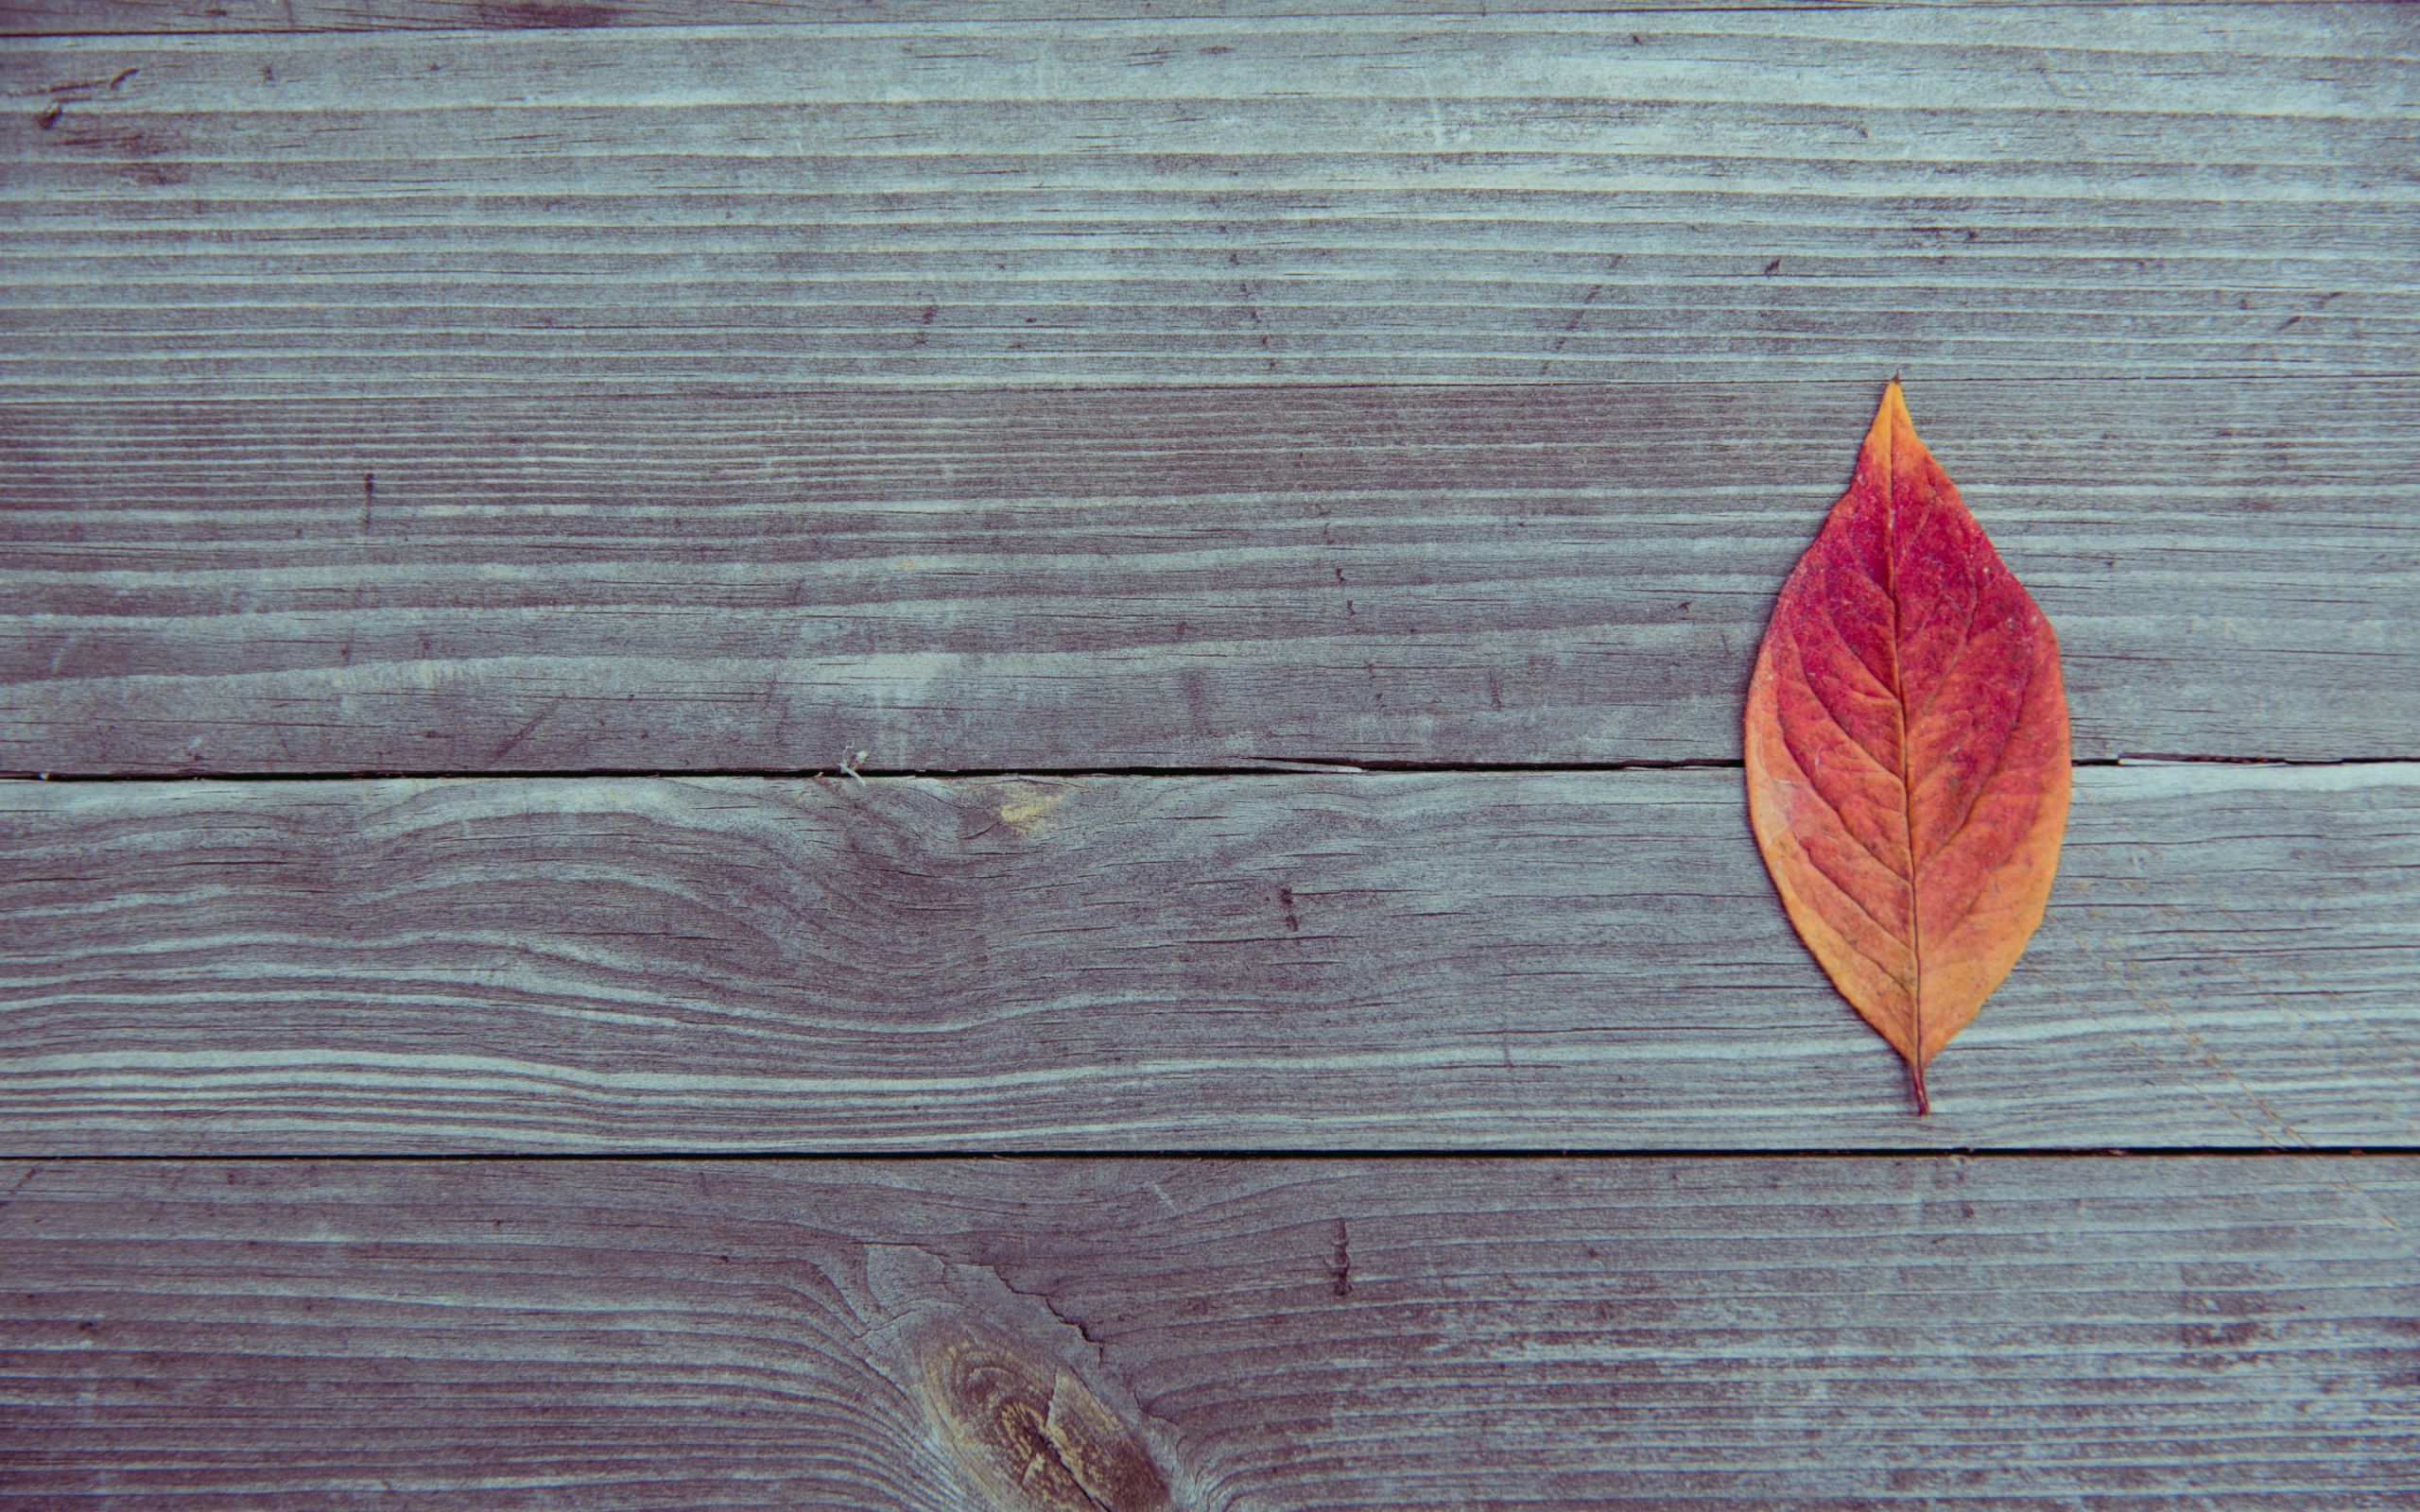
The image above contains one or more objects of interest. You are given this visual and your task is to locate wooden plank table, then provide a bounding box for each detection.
[4,4,2417,1506]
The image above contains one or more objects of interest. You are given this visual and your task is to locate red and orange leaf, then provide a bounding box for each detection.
[1743,381,2070,1114]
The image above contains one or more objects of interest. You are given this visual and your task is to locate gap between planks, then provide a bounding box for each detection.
[13,1145,2420,1164]
[10,754,2411,783]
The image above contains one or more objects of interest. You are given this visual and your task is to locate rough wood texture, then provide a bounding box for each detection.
[4,4,2414,1502]
[2,9,2412,401]
[6,762,2414,1153]
[9,378,2416,773]
[3,1156,2414,1508]
[0,0,1838,34]
[8,0,2312,37]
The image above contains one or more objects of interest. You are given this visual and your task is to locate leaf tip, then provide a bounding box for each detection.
[1868,376,1915,442]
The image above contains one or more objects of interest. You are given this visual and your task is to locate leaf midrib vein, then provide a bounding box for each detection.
[1881,431,1925,1065]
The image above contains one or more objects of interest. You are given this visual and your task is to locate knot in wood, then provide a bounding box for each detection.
[913,1323,1170,1512]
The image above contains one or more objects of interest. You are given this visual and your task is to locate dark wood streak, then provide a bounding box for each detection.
[3,763,2412,1153]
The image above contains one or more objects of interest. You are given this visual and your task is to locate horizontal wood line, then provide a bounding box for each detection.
[12,187,2412,207]
[11,755,2415,784]
[5,760,1745,782]
[7,372,2420,405]
[0,6,2360,42]
[20,1145,2418,1164]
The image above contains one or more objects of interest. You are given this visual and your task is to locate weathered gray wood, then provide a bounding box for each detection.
[1,9,2412,399]
[7,0,2328,38]
[0,0,1822,36]
[5,762,2413,1153]
[8,378,2416,773]
[3,1155,2413,1508]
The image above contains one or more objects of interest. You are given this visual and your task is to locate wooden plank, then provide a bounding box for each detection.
[1,10,2412,399]
[5,762,2414,1153]
[3,1155,2413,1507]
[8,377,2416,774]
[5,0,2329,39]
[0,0,1859,36]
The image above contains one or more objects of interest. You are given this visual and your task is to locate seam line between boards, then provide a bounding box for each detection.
[11,756,2417,784]
[10,1147,2416,1165]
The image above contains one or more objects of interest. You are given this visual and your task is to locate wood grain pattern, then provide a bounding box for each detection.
[3,1155,2414,1508]
[2,9,2412,400]
[4,7,2412,1501]
[9,378,2417,773]
[5,762,2414,1153]
[9,0,2322,37]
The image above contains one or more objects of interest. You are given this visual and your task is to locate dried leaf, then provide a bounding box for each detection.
[1744,381,2070,1113]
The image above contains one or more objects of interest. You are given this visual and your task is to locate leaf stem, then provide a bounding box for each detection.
[1910,1057,1929,1117]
